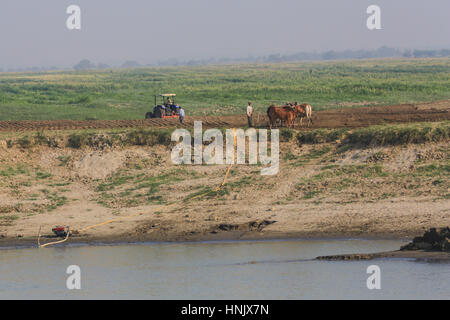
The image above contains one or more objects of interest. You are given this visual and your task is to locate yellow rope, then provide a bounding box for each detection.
[38,129,238,247]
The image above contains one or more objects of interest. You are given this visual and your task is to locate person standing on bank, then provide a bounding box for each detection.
[179,106,185,124]
[247,101,253,127]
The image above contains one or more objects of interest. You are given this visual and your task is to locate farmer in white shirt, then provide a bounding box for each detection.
[247,101,253,127]
[179,106,185,124]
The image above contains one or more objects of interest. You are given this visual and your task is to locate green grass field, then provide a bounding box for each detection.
[0,58,449,120]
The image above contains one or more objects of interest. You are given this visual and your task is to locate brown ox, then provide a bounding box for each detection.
[286,103,309,127]
[267,105,299,129]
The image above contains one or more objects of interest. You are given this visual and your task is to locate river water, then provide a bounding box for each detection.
[0,239,449,299]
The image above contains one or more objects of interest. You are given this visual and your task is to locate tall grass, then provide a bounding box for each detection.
[297,121,449,146]
[66,128,172,148]
[347,122,449,145]
[0,58,449,120]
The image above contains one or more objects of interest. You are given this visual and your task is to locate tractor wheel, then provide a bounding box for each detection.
[153,108,162,118]
[145,112,153,119]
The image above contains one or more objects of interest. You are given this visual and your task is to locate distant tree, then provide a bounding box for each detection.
[157,58,179,66]
[74,59,96,70]
[265,53,282,62]
[322,51,338,60]
[440,49,450,57]
[413,50,438,58]
[403,50,412,58]
[186,60,198,66]
[97,63,110,69]
[375,46,400,57]
[121,60,140,68]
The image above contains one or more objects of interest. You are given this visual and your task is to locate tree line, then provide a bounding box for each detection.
[1,47,449,73]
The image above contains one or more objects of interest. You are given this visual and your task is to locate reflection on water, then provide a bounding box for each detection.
[0,239,449,299]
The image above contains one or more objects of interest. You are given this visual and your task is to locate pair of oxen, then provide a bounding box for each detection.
[267,102,313,129]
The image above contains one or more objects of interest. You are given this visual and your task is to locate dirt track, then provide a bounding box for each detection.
[0,100,448,132]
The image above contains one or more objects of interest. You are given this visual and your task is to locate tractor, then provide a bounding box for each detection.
[145,93,181,119]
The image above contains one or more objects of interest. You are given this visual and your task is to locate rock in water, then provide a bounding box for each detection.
[442,238,450,252]
[402,227,450,252]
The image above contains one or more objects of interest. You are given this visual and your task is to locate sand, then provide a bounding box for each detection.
[0,134,448,249]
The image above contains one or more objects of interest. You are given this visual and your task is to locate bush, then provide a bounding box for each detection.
[17,136,31,148]
[67,133,89,148]
[280,128,294,142]
[125,129,172,146]
[347,122,449,145]
[297,121,449,146]
[70,95,92,104]
[34,131,47,145]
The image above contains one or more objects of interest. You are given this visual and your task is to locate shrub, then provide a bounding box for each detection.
[67,133,89,148]
[17,136,31,148]
[125,129,172,146]
[71,95,92,104]
[34,131,47,145]
[347,122,449,146]
[280,128,294,142]
[297,121,449,146]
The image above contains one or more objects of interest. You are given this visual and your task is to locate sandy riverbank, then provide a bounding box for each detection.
[0,125,448,248]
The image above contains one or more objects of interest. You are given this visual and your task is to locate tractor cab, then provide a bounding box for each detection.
[145,94,181,119]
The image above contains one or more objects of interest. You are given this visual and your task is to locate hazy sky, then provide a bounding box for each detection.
[1,0,449,68]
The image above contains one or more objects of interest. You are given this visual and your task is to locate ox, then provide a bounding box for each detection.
[267,105,300,129]
[297,104,313,126]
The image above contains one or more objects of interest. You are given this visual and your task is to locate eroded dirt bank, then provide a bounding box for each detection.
[0,127,449,247]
